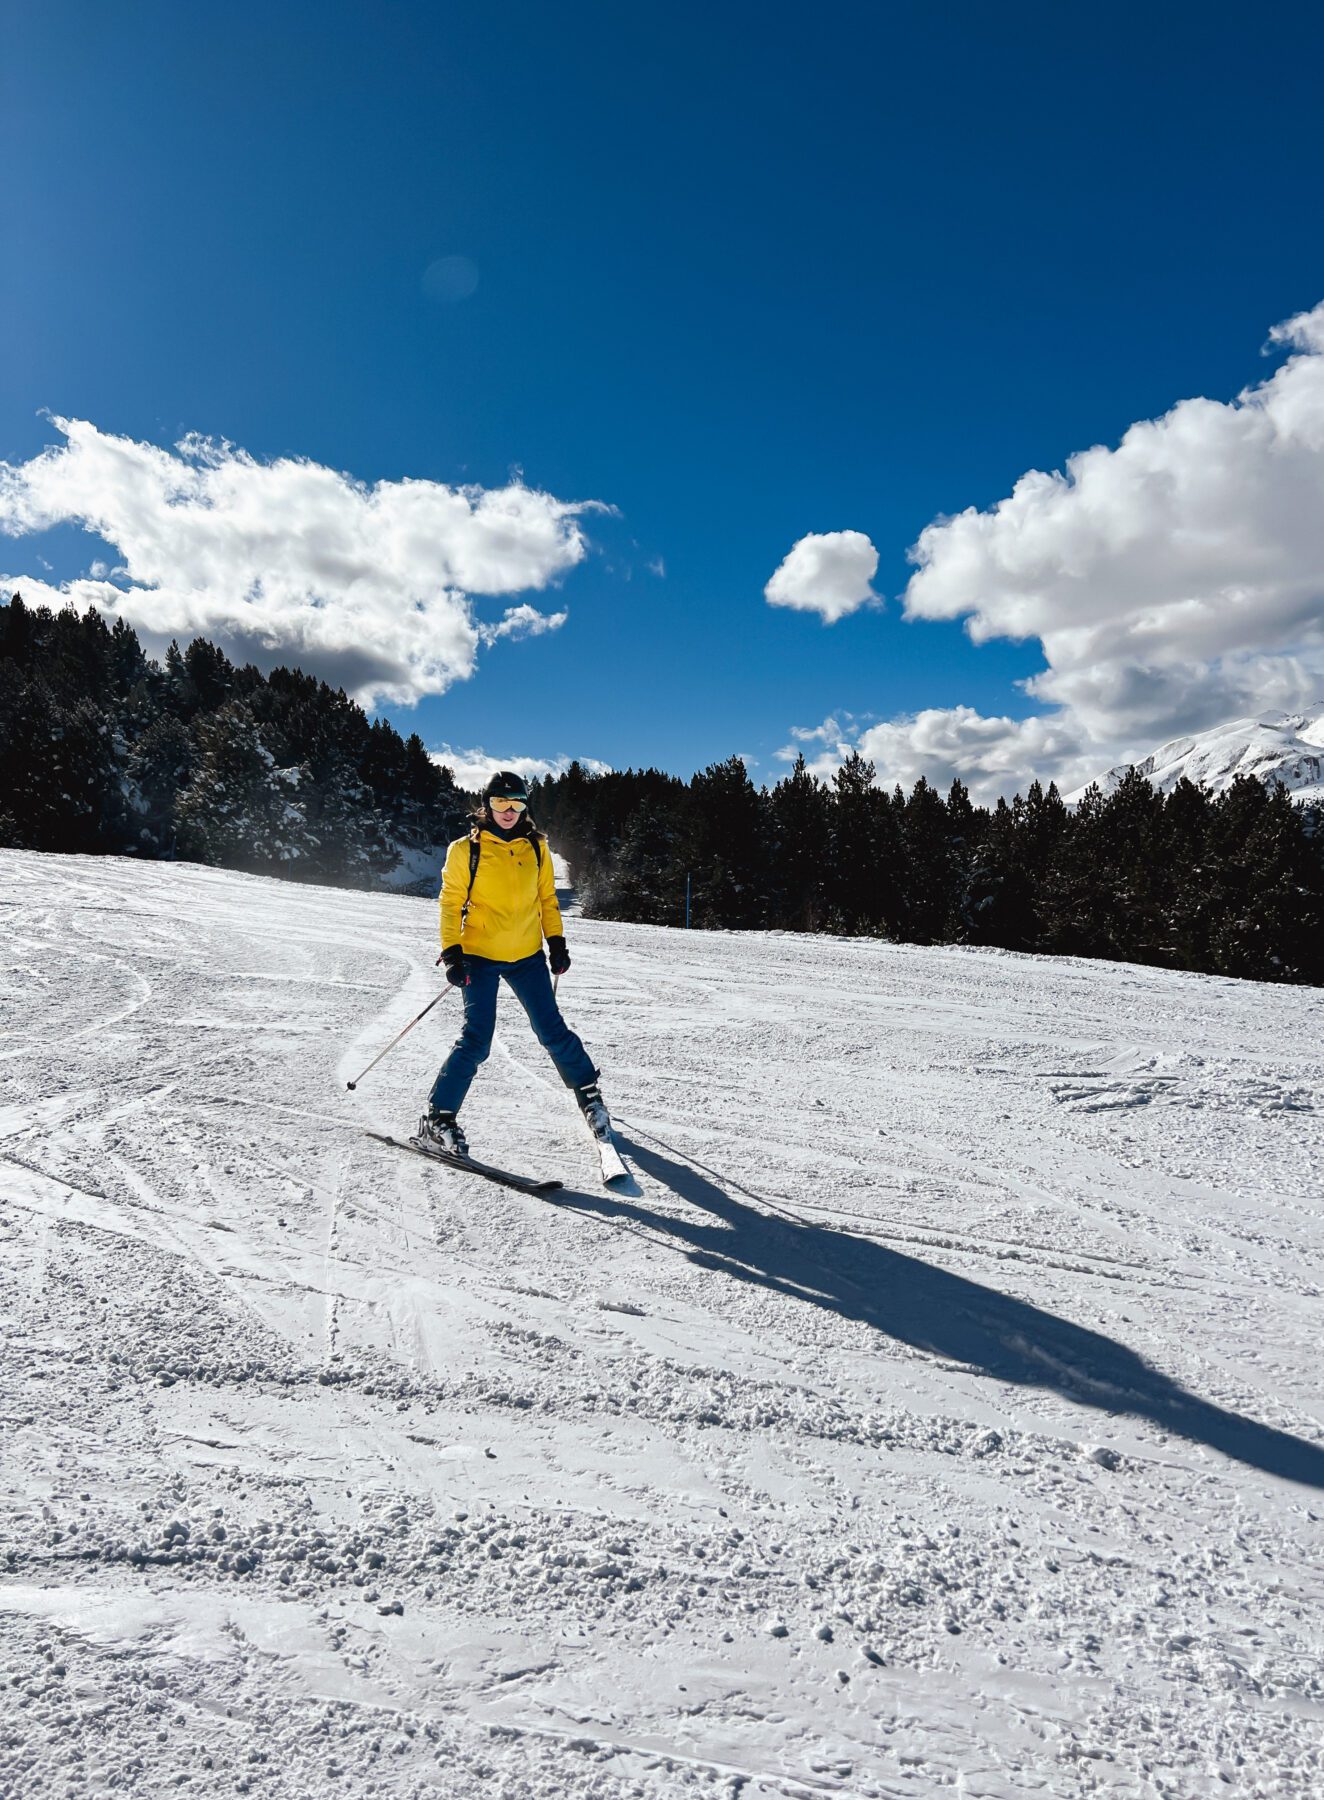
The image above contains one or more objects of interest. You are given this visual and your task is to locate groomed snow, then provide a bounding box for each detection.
[2,849,1322,1798]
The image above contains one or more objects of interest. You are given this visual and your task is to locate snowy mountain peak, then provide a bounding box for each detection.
[1066,703,1324,804]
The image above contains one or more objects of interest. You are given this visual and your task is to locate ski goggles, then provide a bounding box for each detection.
[489,795,527,812]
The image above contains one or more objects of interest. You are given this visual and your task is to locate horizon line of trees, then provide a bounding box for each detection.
[530,751,1324,987]
[0,594,471,885]
[3,594,1321,985]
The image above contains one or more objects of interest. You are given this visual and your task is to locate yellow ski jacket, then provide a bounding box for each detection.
[439,828,563,962]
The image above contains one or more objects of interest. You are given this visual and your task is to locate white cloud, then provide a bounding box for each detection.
[764,530,879,623]
[784,708,1095,801]
[782,301,1324,800]
[1268,302,1324,357]
[428,745,612,792]
[476,603,569,647]
[785,712,860,748]
[0,417,601,706]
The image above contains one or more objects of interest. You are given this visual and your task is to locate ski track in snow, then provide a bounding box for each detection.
[2,849,1323,1799]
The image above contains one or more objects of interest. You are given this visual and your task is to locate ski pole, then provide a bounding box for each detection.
[346,959,454,1090]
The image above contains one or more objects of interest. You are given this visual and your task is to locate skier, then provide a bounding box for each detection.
[415,772,610,1159]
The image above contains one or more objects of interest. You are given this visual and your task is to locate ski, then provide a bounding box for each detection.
[366,1131,562,1196]
[583,1114,630,1186]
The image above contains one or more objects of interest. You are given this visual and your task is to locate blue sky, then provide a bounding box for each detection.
[4,1,1324,795]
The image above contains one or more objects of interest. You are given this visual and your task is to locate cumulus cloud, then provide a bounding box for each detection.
[764,530,879,623]
[428,745,612,792]
[782,708,1097,801]
[0,417,600,706]
[783,301,1324,800]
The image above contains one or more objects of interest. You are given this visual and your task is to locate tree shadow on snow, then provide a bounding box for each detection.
[557,1128,1324,1492]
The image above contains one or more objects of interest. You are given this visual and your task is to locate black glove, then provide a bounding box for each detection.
[441,946,468,988]
[547,936,571,976]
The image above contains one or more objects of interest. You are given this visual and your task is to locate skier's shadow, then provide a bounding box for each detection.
[560,1130,1324,1491]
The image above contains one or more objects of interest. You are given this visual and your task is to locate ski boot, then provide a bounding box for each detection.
[573,1079,611,1140]
[415,1109,469,1158]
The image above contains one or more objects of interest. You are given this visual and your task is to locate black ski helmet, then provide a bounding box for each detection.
[483,770,530,802]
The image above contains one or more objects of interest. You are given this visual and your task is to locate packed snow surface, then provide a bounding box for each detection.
[2,850,1323,1799]
[1066,703,1324,804]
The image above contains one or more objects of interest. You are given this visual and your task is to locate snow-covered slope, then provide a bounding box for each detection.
[2,850,1322,1798]
[1066,703,1324,804]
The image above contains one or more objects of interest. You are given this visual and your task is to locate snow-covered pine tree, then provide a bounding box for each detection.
[175,702,307,871]
[300,748,394,886]
[126,714,195,855]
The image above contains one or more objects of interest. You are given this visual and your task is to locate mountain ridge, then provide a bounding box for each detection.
[1066,703,1324,804]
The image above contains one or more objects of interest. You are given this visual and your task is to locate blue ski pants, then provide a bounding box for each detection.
[428,949,596,1116]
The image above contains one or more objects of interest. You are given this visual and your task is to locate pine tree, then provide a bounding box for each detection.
[943,777,982,937]
[588,801,685,924]
[162,641,197,719]
[1161,777,1214,969]
[901,777,955,942]
[962,796,1035,946]
[301,749,392,886]
[768,755,833,930]
[175,703,303,870]
[534,759,596,883]
[405,735,468,846]
[0,592,38,668]
[1041,782,1109,957]
[126,714,194,854]
[361,718,409,820]
[1097,768,1170,962]
[1206,778,1323,982]
[1013,780,1069,950]
[183,638,236,714]
[686,756,772,928]
[826,751,903,935]
[0,664,125,853]
[108,615,149,691]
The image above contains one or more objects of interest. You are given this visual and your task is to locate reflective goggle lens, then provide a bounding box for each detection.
[490,796,526,811]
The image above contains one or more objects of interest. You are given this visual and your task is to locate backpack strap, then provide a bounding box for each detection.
[461,830,481,929]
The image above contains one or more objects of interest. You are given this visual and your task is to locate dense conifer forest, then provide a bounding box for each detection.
[530,753,1324,987]
[0,594,470,887]
[3,593,1321,983]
